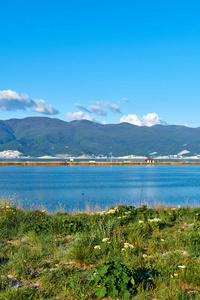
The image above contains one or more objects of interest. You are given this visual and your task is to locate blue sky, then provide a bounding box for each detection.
[0,0,200,127]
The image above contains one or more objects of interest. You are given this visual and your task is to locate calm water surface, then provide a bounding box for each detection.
[0,165,200,212]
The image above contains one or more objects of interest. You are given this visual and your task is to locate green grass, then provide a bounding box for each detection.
[0,197,200,299]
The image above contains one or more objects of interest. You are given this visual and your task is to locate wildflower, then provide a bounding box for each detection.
[100,211,105,215]
[117,216,122,219]
[161,239,165,242]
[177,205,181,209]
[170,275,174,278]
[124,242,134,249]
[6,206,10,208]
[106,209,116,214]
[174,273,178,276]
[97,211,105,215]
[107,241,111,244]
[139,220,144,223]
[143,254,148,258]
[148,218,161,222]
[178,265,186,269]
[171,207,177,210]
[102,238,109,242]
[94,245,101,250]
[122,248,125,251]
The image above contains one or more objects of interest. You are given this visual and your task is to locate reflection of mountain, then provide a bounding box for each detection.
[0,117,200,157]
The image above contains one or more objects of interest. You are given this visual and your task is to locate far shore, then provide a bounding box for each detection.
[0,160,200,166]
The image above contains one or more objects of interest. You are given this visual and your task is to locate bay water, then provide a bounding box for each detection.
[0,164,200,212]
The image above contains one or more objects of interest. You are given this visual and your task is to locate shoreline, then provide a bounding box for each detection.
[0,160,200,166]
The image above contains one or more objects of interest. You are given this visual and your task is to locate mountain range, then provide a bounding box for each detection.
[0,117,200,157]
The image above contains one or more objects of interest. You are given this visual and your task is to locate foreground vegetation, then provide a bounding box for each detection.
[0,197,200,299]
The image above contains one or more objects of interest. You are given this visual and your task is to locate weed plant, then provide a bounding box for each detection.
[0,198,200,299]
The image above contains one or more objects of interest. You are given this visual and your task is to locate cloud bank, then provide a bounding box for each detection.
[0,89,59,115]
[120,113,167,127]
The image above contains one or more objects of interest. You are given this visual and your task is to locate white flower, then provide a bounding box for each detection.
[117,217,122,219]
[174,273,178,276]
[143,254,148,258]
[177,205,181,209]
[123,242,134,249]
[100,211,105,215]
[171,208,177,210]
[161,239,165,242]
[139,220,144,223]
[94,245,101,250]
[178,265,186,269]
[106,209,116,214]
[102,238,109,242]
[122,248,125,251]
[148,218,161,222]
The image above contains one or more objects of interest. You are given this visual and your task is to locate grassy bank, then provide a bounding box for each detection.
[0,198,200,299]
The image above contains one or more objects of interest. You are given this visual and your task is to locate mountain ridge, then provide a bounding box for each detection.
[0,117,200,157]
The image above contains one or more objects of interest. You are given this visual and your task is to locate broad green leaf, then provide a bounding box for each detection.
[122,273,129,283]
[106,274,116,285]
[122,291,131,300]
[108,287,119,297]
[91,274,101,283]
[131,277,136,287]
[95,286,107,299]
[98,265,110,277]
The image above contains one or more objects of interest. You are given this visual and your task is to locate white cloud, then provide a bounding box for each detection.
[0,89,59,115]
[32,99,59,115]
[123,98,130,102]
[66,111,100,123]
[120,113,167,127]
[66,111,84,121]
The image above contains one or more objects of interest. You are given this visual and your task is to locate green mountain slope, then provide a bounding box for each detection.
[0,117,200,157]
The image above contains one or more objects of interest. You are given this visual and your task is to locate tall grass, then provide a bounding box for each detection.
[0,197,200,299]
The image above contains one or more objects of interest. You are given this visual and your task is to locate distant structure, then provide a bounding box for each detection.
[145,158,154,164]
[70,158,74,162]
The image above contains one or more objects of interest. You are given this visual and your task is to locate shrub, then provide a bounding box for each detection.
[90,260,138,299]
